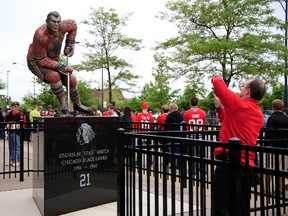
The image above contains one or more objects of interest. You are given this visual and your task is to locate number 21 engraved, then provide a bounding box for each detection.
[80,173,91,187]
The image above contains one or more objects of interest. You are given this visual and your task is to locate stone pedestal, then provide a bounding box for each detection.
[33,116,119,216]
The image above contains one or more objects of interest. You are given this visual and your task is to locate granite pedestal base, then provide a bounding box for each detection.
[33,116,119,216]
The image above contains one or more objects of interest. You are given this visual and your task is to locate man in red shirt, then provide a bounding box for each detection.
[42,105,55,116]
[27,11,92,114]
[136,102,154,166]
[156,104,169,130]
[130,110,138,131]
[212,76,266,216]
[102,108,110,116]
[137,102,154,132]
[183,97,207,175]
[131,111,137,122]
[183,97,207,131]
[6,102,22,166]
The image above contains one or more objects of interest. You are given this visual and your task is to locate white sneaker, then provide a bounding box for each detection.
[13,162,20,167]
[5,162,13,166]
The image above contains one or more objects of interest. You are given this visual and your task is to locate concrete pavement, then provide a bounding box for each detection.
[0,188,117,216]
[0,176,117,216]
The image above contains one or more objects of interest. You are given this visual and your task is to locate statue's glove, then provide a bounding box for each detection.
[57,64,73,75]
[64,40,75,57]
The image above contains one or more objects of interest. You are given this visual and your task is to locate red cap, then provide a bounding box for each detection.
[141,102,149,109]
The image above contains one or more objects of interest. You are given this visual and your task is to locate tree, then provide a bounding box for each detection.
[22,80,95,111]
[139,83,149,102]
[21,80,62,111]
[75,7,143,103]
[199,91,217,115]
[258,91,272,111]
[0,79,7,109]
[259,83,285,110]
[143,53,180,112]
[116,97,142,113]
[156,0,287,88]
[177,77,207,111]
[271,83,285,101]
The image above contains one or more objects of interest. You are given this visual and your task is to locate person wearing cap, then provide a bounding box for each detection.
[102,103,119,117]
[136,102,154,166]
[136,102,154,131]
[42,105,55,116]
[5,101,21,167]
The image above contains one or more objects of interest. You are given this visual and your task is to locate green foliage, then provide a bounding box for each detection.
[157,0,287,88]
[259,84,285,110]
[271,84,285,101]
[139,84,149,102]
[177,77,207,111]
[76,80,95,107]
[0,78,7,109]
[21,79,96,111]
[75,7,143,103]
[0,96,7,110]
[0,79,6,92]
[198,91,217,114]
[22,82,60,110]
[138,53,180,112]
[259,93,272,111]
[116,97,142,113]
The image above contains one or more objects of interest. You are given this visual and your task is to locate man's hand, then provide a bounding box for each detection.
[57,64,73,75]
[64,40,75,57]
[211,75,221,84]
[213,93,221,108]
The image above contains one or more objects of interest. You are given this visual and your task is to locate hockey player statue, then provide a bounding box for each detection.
[27,11,92,115]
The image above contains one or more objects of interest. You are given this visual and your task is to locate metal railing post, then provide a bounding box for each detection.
[19,120,24,181]
[228,137,242,216]
[117,128,126,216]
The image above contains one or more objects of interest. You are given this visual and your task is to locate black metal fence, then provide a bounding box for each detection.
[117,124,288,216]
[1,120,288,215]
[0,121,34,181]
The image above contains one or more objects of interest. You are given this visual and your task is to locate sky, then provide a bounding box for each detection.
[0,1,286,104]
[0,0,179,103]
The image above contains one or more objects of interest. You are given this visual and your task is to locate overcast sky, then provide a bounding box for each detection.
[0,1,285,104]
[0,0,179,103]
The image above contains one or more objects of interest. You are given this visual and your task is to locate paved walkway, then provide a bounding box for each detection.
[0,188,117,216]
[0,176,117,216]
[0,175,192,216]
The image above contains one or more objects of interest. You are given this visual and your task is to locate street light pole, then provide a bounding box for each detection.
[101,48,104,112]
[279,0,288,106]
[285,0,288,106]
[6,70,10,111]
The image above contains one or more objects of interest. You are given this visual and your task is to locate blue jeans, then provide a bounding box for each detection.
[8,132,20,163]
[191,146,208,175]
[0,130,4,139]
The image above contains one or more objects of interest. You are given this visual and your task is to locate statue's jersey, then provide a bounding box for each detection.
[27,19,77,70]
